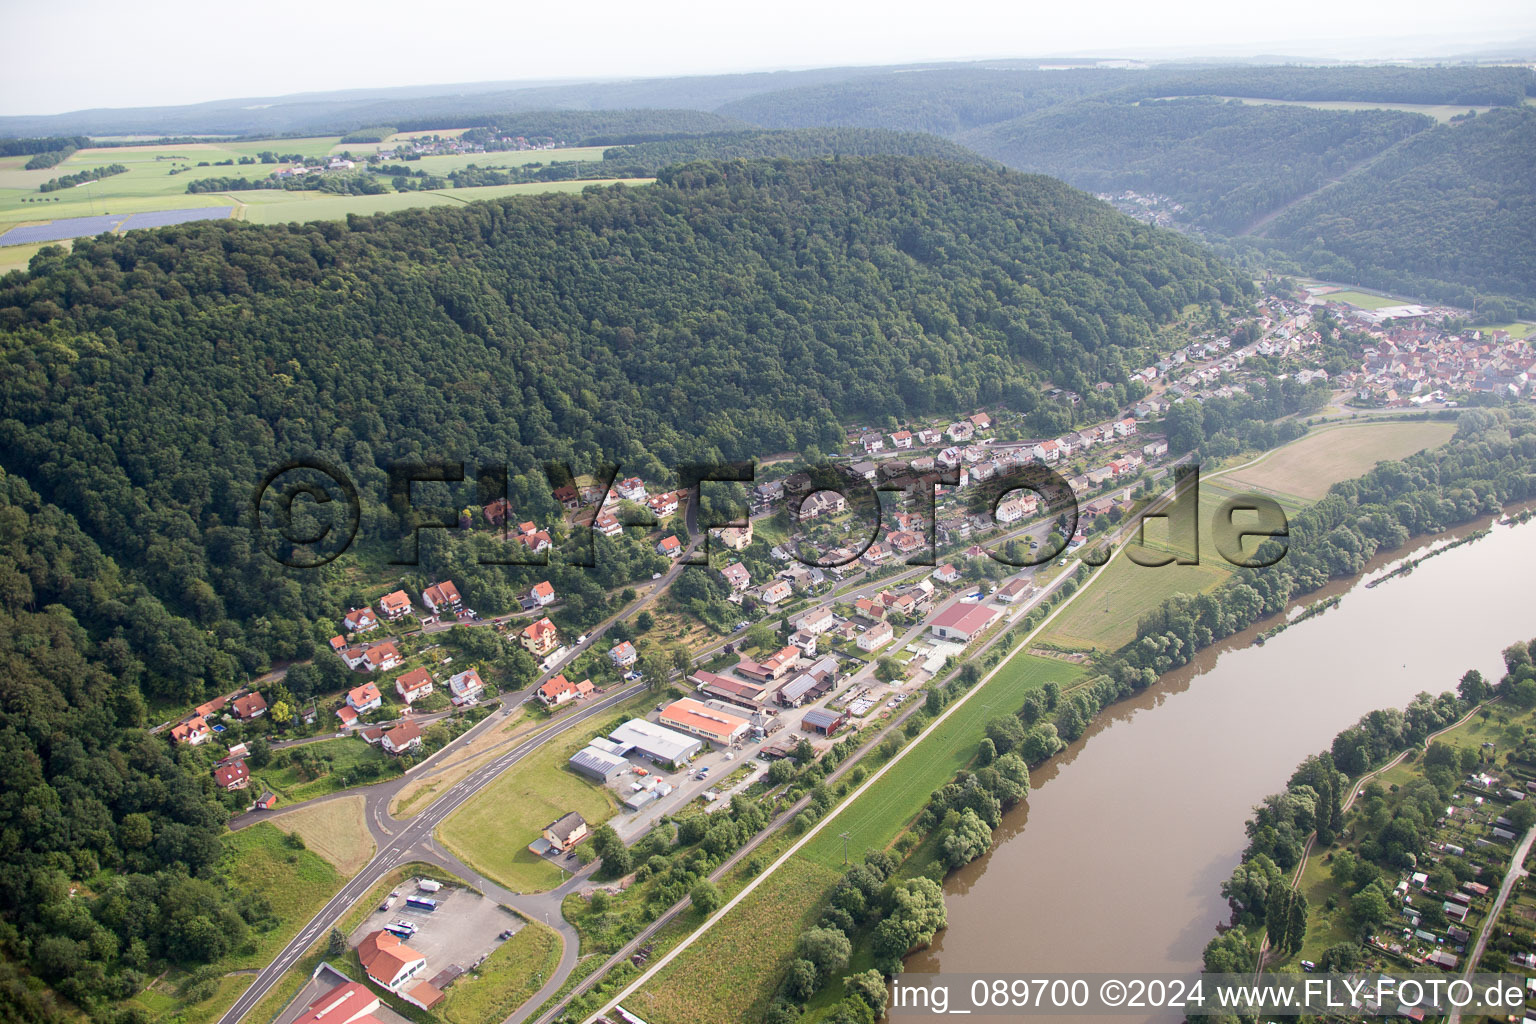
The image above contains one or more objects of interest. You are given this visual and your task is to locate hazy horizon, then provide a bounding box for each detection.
[3,0,1534,118]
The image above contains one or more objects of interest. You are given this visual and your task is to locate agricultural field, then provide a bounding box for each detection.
[437,921,563,1024]
[0,136,647,244]
[236,178,650,226]
[436,693,652,892]
[251,735,399,804]
[264,794,376,875]
[1217,420,1457,502]
[1319,289,1407,310]
[1486,321,1534,340]
[1211,96,1493,123]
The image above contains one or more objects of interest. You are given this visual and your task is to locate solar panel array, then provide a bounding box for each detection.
[0,215,127,245]
[119,207,234,230]
[0,206,236,247]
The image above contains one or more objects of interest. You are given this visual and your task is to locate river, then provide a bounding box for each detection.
[904,513,1536,1017]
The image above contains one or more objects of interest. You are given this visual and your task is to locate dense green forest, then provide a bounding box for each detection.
[0,154,1242,1019]
[603,127,991,168]
[454,109,749,145]
[959,98,1430,233]
[1254,106,1536,312]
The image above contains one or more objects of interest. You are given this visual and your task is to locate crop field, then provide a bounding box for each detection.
[436,693,651,892]
[265,794,376,875]
[1218,420,1456,502]
[0,135,646,244]
[1197,96,1494,123]
[627,857,843,1024]
[236,178,651,225]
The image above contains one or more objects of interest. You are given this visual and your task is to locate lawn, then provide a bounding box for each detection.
[626,858,843,1024]
[265,794,376,876]
[252,736,397,804]
[437,921,563,1024]
[1041,483,1235,652]
[1218,420,1457,502]
[802,653,1082,868]
[0,238,65,275]
[1484,322,1534,340]
[1318,289,1405,310]
[436,694,651,892]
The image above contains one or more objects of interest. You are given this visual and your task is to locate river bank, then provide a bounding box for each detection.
[904,509,1536,1019]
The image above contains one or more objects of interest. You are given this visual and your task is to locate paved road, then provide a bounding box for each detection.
[562,473,1200,1024]
[1449,823,1536,1024]
[215,682,645,1024]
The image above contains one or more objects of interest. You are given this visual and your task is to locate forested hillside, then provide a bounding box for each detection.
[603,127,992,168]
[959,98,1430,233]
[1257,106,1536,313]
[0,154,1243,1019]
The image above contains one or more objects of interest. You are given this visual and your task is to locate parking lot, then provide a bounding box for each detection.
[349,879,523,976]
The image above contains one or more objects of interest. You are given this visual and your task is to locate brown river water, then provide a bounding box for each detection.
[902,513,1536,1019]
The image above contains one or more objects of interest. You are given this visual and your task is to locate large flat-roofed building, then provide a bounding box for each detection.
[660,697,750,746]
[569,746,629,782]
[608,719,703,767]
[929,601,1003,643]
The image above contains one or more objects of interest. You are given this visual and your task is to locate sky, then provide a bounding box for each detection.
[3,0,1534,116]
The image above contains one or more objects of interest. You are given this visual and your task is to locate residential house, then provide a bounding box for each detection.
[342,607,378,633]
[380,722,423,755]
[857,621,894,652]
[233,692,268,720]
[850,460,878,482]
[946,421,974,442]
[538,674,578,706]
[169,716,208,745]
[854,597,886,621]
[421,581,462,615]
[799,491,846,519]
[609,641,638,668]
[364,642,403,672]
[521,618,560,657]
[448,669,484,704]
[213,759,250,791]
[720,563,752,591]
[395,668,434,705]
[483,498,512,526]
[646,491,680,517]
[890,430,913,449]
[994,578,1033,604]
[933,564,960,585]
[860,432,884,454]
[969,412,993,432]
[542,811,589,851]
[716,524,753,550]
[916,428,942,446]
[529,580,556,606]
[1143,439,1169,458]
[378,590,412,621]
[799,606,836,635]
[1114,418,1137,437]
[594,512,623,538]
[616,477,647,502]
[657,534,682,557]
[347,682,383,713]
[760,580,793,605]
